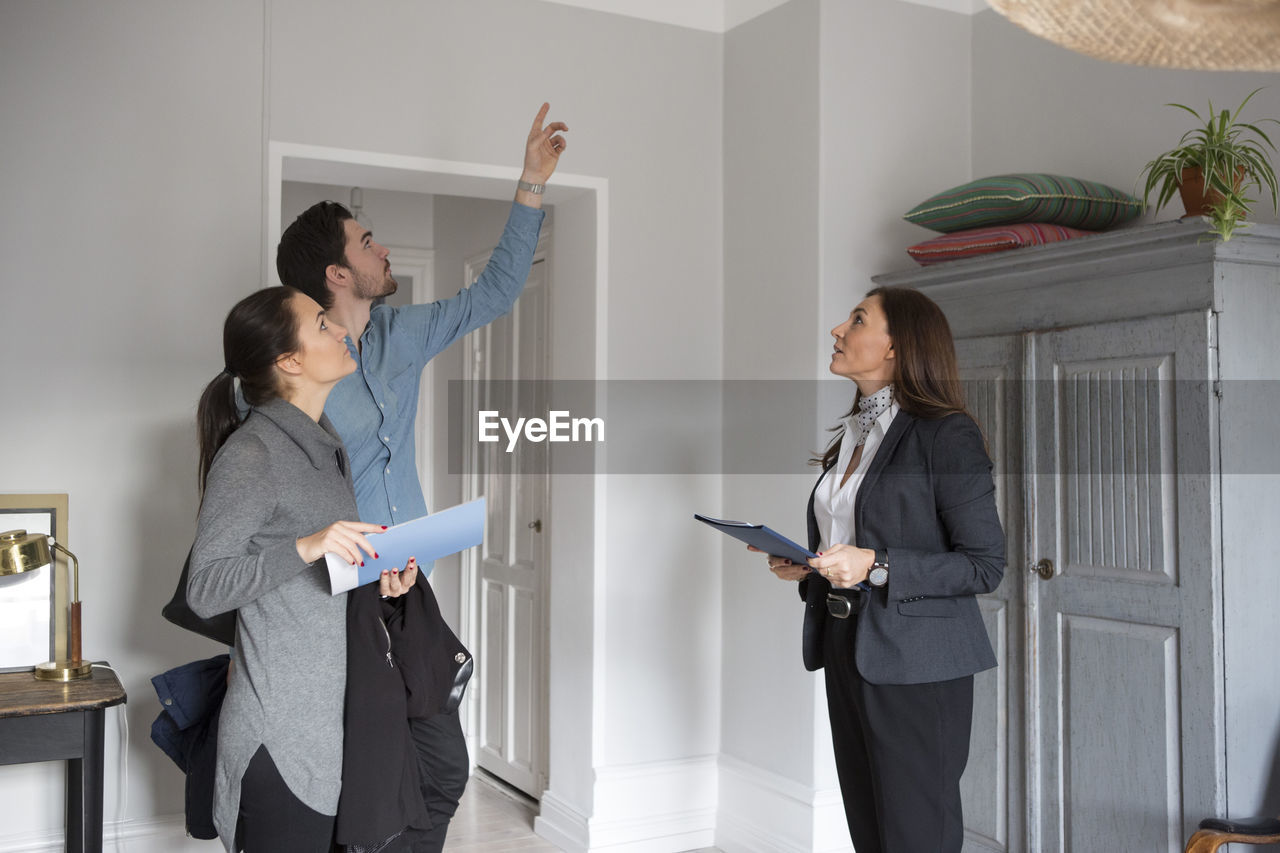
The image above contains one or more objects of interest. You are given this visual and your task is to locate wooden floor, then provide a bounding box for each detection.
[444,773,559,851]
[444,773,720,852]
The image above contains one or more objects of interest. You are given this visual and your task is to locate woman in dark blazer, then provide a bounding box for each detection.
[760,286,1005,853]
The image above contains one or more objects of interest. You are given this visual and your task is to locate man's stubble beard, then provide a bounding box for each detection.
[353,268,398,301]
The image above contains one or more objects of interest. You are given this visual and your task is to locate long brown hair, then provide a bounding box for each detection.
[813,286,969,470]
[196,287,300,494]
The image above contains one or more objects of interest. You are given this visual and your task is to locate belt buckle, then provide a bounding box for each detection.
[826,592,853,619]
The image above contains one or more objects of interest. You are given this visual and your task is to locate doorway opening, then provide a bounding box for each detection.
[267,141,607,836]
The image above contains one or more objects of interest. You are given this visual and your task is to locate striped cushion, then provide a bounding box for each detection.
[906,223,1095,265]
[904,174,1142,233]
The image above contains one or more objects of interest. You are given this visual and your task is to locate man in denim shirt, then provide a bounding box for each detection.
[276,102,567,852]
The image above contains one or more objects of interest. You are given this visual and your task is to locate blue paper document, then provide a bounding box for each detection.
[693,513,816,569]
[325,498,486,594]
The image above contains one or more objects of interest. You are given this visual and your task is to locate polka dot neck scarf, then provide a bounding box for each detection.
[852,384,894,447]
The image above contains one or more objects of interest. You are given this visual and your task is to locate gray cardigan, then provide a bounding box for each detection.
[188,398,358,849]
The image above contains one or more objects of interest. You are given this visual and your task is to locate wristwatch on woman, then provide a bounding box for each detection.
[868,550,889,588]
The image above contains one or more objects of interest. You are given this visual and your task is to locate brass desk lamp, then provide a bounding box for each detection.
[0,529,92,681]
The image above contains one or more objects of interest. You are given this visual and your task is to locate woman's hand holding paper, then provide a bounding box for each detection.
[378,556,419,598]
[296,520,386,565]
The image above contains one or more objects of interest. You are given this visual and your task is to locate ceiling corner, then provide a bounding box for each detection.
[724,0,793,32]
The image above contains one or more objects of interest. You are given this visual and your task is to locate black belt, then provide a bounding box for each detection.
[826,588,865,619]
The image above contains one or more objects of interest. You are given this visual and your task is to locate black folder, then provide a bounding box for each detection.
[694,514,816,568]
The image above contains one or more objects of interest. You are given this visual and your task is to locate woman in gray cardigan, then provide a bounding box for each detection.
[187,286,417,852]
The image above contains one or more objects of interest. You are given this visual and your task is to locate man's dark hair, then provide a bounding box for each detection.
[276,201,354,310]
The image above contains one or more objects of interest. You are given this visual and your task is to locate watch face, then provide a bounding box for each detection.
[869,566,889,587]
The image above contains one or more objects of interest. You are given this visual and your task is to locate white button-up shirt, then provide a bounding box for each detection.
[814,402,901,566]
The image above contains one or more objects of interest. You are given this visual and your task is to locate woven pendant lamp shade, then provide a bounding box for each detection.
[988,0,1280,71]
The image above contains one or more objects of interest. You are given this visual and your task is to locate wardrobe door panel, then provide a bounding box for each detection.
[1030,312,1219,852]
[956,334,1025,853]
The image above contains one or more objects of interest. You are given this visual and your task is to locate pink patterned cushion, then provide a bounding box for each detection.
[906,222,1096,265]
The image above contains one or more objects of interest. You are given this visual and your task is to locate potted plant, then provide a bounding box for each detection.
[1139,87,1279,241]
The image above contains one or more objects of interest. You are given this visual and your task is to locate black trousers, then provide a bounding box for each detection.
[389,710,470,853]
[236,745,336,853]
[823,608,975,853]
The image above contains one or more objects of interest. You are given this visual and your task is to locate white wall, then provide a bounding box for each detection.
[721,0,821,775]
[819,0,973,334]
[0,0,265,844]
[971,9,1280,227]
[718,1,974,850]
[719,1,826,847]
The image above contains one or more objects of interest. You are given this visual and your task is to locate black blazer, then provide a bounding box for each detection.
[800,410,1005,685]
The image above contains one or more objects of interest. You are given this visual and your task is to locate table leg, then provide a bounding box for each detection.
[65,708,105,853]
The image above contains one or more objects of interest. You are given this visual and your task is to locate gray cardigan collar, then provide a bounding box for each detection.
[254,398,347,471]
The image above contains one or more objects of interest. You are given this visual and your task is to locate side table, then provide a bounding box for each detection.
[0,666,127,853]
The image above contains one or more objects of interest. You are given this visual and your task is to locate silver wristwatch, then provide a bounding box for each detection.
[868,550,889,588]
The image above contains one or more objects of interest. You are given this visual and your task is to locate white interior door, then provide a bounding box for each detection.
[463,256,550,798]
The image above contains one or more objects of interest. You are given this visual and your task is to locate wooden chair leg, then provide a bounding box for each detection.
[1184,829,1227,853]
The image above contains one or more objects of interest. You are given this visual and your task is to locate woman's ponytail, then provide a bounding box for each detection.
[195,287,300,496]
[197,370,243,494]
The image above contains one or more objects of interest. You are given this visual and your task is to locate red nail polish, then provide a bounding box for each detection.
[374,553,379,559]
[360,561,365,567]
[392,569,399,575]
[381,526,388,530]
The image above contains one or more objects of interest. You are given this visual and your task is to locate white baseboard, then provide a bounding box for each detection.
[0,815,218,853]
[589,755,717,851]
[535,789,590,852]
[536,756,718,852]
[716,755,853,853]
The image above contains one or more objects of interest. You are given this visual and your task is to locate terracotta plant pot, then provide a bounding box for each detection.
[1178,165,1246,217]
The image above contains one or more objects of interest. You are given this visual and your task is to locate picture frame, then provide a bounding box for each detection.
[0,494,68,672]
